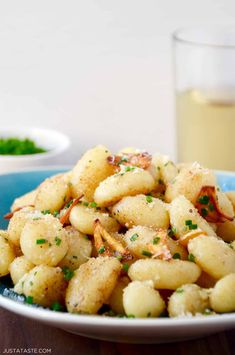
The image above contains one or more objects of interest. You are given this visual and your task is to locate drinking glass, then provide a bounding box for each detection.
[173,26,235,170]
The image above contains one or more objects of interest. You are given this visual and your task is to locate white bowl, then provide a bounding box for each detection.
[0,127,70,172]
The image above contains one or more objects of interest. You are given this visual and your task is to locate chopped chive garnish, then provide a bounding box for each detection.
[168,227,177,237]
[203,308,212,315]
[201,208,208,217]
[185,220,192,226]
[89,202,97,208]
[130,233,139,242]
[198,195,210,205]
[127,314,135,318]
[189,224,198,230]
[83,202,89,207]
[65,200,73,209]
[125,166,135,172]
[62,267,74,281]
[173,253,181,260]
[41,210,50,215]
[55,236,62,246]
[209,203,215,211]
[188,253,196,262]
[146,195,153,203]
[36,239,47,245]
[51,301,63,312]
[142,250,152,257]
[153,237,160,245]
[176,288,184,294]
[53,211,59,217]
[122,263,129,272]
[98,246,106,254]
[25,296,33,304]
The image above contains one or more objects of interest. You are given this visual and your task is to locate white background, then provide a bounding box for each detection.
[0,0,234,164]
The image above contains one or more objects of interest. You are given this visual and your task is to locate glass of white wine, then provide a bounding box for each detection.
[173,26,235,170]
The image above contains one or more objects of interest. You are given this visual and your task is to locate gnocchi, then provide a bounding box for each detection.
[2,145,235,319]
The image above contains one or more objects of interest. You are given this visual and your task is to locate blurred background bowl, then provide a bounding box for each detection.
[0,127,70,173]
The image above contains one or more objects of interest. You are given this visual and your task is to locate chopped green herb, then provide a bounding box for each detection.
[29,281,33,286]
[62,267,74,281]
[122,263,129,272]
[188,253,196,262]
[118,156,128,165]
[173,253,181,260]
[142,250,152,257]
[208,203,215,212]
[25,296,34,304]
[153,237,160,245]
[201,208,208,217]
[185,220,192,226]
[146,195,153,203]
[51,301,62,312]
[203,308,212,315]
[36,238,47,245]
[83,202,89,207]
[198,195,210,205]
[189,224,198,230]
[55,236,62,246]
[41,210,50,215]
[98,246,106,254]
[0,137,46,155]
[32,217,41,221]
[125,166,135,172]
[168,227,177,238]
[116,255,123,261]
[65,200,73,209]
[176,288,184,294]
[53,211,59,217]
[130,233,139,242]
[127,314,135,318]
[89,202,97,208]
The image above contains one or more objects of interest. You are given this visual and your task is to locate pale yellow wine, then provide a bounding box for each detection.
[177,89,235,170]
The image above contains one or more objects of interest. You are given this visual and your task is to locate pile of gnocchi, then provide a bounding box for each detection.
[1,145,235,318]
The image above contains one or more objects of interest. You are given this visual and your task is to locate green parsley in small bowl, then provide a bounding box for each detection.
[0,127,70,172]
